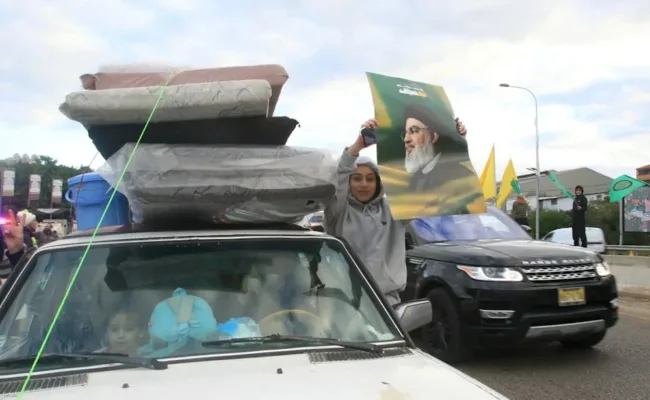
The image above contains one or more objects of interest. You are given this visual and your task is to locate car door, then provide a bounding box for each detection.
[585,228,606,253]
[403,231,423,301]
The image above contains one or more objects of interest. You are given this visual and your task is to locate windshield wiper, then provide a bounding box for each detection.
[0,352,167,370]
[203,334,383,353]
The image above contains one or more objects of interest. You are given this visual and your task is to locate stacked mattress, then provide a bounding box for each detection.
[98,144,338,224]
[65,63,336,225]
[61,64,296,159]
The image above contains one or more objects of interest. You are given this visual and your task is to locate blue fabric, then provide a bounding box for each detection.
[218,317,261,339]
[143,288,219,357]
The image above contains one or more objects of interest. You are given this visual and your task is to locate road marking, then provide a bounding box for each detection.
[619,311,650,323]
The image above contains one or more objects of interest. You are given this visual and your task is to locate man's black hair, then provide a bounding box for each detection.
[575,185,584,192]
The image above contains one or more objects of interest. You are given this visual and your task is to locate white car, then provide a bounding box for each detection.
[542,227,607,254]
[0,225,508,399]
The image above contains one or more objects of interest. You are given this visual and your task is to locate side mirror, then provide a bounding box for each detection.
[393,299,432,332]
[521,225,532,233]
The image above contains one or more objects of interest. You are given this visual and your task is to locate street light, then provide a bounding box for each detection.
[500,83,540,239]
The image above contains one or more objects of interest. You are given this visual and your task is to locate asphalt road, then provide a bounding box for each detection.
[458,298,650,400]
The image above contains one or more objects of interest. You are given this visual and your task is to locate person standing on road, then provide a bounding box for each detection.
[511,195,529,226]
[324,118,467,305]
[572,185,588,247]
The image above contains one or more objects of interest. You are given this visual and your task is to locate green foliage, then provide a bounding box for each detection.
[525,200,649,246]
[0,156,90,209]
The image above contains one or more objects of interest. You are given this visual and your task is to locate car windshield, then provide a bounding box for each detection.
[412,206,531,243]
[0,237,400,368]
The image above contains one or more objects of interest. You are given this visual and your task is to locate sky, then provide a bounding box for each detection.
[1,0,649,181]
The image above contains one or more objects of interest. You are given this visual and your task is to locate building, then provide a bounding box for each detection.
[498,167,613,212]
[636,164,650,184]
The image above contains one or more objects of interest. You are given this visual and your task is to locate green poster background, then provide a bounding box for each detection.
[366,72,486,219]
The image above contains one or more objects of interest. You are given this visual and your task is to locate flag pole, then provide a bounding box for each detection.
[619,198,623,246]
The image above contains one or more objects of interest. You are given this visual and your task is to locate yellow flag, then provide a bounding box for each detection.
[496,159,517,208]
[479,145,496,199]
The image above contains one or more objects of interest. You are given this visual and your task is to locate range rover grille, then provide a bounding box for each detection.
[522,263,597,283]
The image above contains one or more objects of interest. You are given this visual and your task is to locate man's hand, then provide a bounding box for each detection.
[3,210,26,254]
[348,119,378,156]
[456,118,467,137]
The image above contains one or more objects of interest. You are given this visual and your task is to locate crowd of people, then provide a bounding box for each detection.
[0,210,60,272]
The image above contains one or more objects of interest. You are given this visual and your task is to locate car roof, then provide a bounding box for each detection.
[40,223,328,250]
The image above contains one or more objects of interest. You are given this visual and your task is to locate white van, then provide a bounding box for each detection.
[542,227,607,254]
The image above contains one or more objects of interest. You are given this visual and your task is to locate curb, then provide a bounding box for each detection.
[619,289,650,302]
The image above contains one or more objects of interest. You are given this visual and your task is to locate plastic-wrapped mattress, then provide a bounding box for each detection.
[60,80,272,126]
[97,144,338,224]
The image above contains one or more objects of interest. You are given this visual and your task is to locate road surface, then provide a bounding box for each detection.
[459,298,650,400]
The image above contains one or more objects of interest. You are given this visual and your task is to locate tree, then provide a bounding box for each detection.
[1,156,91,210]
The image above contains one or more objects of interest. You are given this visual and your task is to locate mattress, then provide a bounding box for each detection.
[80,64,289,116]
[60,80,272,126]
[87,116,300,160]
[98,144,338,225]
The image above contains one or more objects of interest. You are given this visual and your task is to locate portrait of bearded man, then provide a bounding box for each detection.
[402,103,474,194]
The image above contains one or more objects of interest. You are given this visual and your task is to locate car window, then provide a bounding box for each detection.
[542,232,554,241]
[477,215,511,233]
[553,229,573,242]
[412,206,530,242]
[0,237,399,369]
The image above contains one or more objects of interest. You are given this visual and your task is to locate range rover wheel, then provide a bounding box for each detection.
[560,331,607,349]
[419,287,472,364]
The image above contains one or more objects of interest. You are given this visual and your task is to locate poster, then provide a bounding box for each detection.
[52,179,63,203]
[624,186,650,233]
[2,170,15,197]
[29,174,41,201]
[366,72,486,220]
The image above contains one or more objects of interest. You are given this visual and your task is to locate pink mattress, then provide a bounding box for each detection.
[80,64,288,116]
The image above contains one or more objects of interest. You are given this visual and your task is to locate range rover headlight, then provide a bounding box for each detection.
[595,261,611,277]
[457,265,524,282]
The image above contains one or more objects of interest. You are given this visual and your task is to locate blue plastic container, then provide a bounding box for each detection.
[65,172,130,230]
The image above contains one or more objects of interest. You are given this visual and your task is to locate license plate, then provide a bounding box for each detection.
[558,287,586,306]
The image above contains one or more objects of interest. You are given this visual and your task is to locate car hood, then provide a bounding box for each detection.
[411,239,601,266]
[12,349,506,399]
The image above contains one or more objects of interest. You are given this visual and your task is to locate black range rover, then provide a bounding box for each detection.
[402,206,618,363]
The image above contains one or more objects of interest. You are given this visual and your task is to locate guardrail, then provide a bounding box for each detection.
[607,245,650,252]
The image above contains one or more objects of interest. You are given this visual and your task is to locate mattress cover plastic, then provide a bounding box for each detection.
[60,80,272,126]
[97,144,338,224]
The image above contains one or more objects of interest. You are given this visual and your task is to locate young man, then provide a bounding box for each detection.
[572,185,588,247]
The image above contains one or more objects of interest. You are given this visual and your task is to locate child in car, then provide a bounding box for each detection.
[98,302,148,356]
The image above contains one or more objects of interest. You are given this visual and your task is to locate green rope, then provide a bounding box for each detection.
[17,70,177,398]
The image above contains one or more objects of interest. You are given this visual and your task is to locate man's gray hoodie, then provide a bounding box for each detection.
[324,151,406,305]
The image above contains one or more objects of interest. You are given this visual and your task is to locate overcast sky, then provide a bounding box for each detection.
[1,0,649,180]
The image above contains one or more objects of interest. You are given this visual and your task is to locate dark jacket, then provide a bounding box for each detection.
[572,194,588,224]
[511,201,528,219]
[2,227,36,268]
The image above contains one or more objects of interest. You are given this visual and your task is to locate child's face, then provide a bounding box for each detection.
[106,312,142,355]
